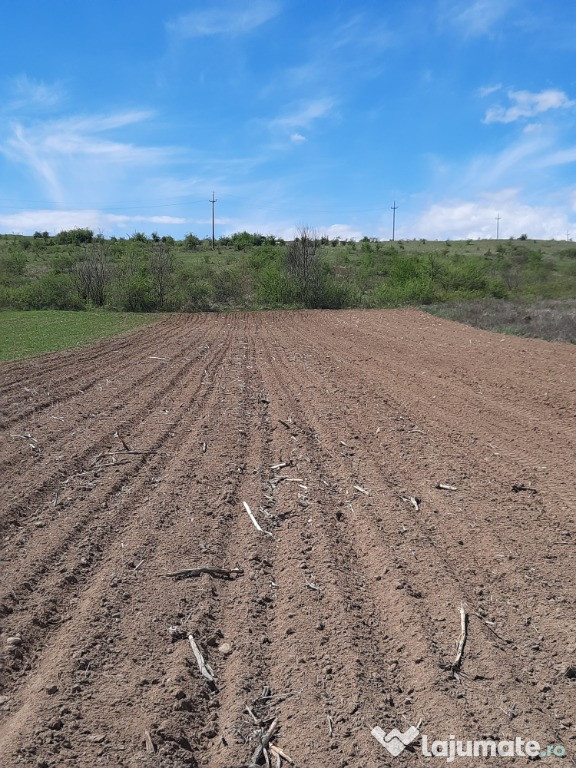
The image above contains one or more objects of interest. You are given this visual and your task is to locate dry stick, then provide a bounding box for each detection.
[249,718,279,767]
[166,566,244,580]
[143,730,156,754]
[188,634,216,683]
[270,744,294,765]
[436,483,458,491]
[472,612,512,645]
[401,495,420,511]
[114,430,131,451]
[244,705,260,725]
[94,459,131,469]
[243,502,273,537]
[354,484,370,495]
[105,449,160,456]
[452,604,468,673]
[327,714,334,737]
[254,690,302,704]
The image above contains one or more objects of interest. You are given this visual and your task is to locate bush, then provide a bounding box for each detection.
[54,228,94,245]
[19,273,85,310]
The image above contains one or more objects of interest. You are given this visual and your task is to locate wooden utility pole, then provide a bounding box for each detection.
[391,200,398,241]
[210,192,217,249]
[496,213,501,240]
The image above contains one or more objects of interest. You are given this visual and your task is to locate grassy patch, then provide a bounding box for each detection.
[424,298,576,343]
[0,310,164,361]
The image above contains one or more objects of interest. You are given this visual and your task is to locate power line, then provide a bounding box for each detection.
[0,197,210,211]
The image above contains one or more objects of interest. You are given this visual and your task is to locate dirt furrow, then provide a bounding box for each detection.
[1,309,574,768]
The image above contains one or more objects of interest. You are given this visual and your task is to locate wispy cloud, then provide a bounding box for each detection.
[166,0,281,39]
[462,126,551,188]
[441,0,518,37]
[270,98,335,130]
[290,133,307,144]
[3,75,65,113]
[534,146,576,168]
[1,111,177,203]
[478,84,502,98]
[484,88,575,123]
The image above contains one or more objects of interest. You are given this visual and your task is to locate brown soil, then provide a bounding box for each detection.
[0,309,575,768]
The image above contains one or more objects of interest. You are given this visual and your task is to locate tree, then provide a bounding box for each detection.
[285,227,324,306]
[148,239,175,309]
[55,228,93,245]
[184,233,201,250]
[73,241,114,306]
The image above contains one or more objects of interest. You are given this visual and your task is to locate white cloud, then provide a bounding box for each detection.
[409,191,572,240]
[1,111,177,203]
[478,84,502,98]
[271,98,335,130]
[535,147,576,168]
[316,223,364,241]
[166,0,281,38]
[0,209,188,236]
[443,0,518,37]
[484,89,575,124]
[290,133,307,143]
[4,75,65,112]
[462,128,550,188]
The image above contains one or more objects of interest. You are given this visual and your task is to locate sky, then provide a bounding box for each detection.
[1,0,576,241]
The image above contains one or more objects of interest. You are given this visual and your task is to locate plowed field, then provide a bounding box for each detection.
[1,309,575,767]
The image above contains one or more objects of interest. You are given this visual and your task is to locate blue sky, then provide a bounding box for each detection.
[1,0,576,240]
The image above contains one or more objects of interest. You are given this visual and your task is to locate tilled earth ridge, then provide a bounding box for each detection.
[0,308,574,768]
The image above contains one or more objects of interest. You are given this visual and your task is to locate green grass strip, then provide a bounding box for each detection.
[0,310,164,361]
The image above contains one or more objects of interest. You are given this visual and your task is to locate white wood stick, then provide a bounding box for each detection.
[452,604,468,672]
[188,634,216,683]
[243,501,273,537]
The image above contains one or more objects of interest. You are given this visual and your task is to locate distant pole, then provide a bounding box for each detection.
[391,200,398,241]
[496,213,501,240]
[210,192,217,249]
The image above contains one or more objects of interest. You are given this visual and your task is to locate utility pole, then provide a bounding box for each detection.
[391,200,398,241]
[496,213,501,240]
[210,192,217,249]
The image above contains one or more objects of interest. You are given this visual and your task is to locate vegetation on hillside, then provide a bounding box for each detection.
[1,228,576,314]
[425,298,576,344]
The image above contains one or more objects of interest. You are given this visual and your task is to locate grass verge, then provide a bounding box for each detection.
[424,298,576,343]
[0,310,165,361]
